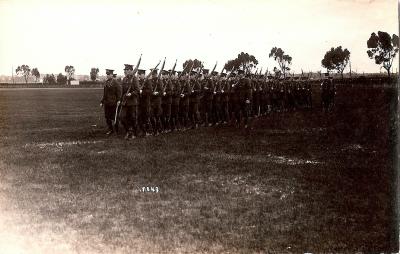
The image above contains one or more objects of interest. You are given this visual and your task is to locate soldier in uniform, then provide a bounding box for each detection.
[189,71,201,129]
[280,78,287,112]
[328,76,336,110]
[220,73,230,124]
[294,80,301,109]
[171,72,181,131]
[150,69,164,135]
[203,70,214,126]
[212,71,222,125]
[266,76,274,113]
[286,77,295,111]
[306,80,313,109]
[100,69,121,135]
[198,69,208,125]
[229,73,240,126]
[161,70,173,133]
[252,75,261,117]
[119,64,140,139]
[259,75,268,115]
[139,69,153,136]
[270,79,278,112]
[239,72,253,128]
[180,74,191,130]
[321,73,336,112]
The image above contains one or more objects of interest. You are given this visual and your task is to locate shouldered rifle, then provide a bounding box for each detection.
[161,59,177,92]
[192,63,204,91]
[218,67,225,93]
[264,68,269,81]
[133,54,142,75]
[188,62,194,78]
[187,62,196,92]
[179,63,189,78]
[154,57,166,94]
[178,63,189,95]
[146,60,161,80]
[180,62,194,94]
[121,76,133,106]
[227,65,237,80]
[122,54,142,103]
[218,66,225,79]
[169,59,177,80]
[158,57,166,79]
[153,63,164,94]
[210,61,217,78]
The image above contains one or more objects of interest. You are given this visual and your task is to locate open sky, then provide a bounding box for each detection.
[0,0,398,76]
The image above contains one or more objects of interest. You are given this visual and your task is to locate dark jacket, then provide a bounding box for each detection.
[101,78,121,106]
[172,80,181,106]
[181,80,191,106]
[120,75,140,106]
[162,79,173,105]
[203,78,215,101]
[141,79,153,109]
[238,78,252,102]
[151,78,164,107]
[190,80,201,104]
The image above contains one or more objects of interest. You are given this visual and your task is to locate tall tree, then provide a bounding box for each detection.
[224,59,240,72]
[31,68,40,82]
[65,65,75,84]
[182,59,203,73]
[321,46,351,79]
[269,47,292,78]
[43,74,56,85]
[224,52,258,73]
[367,31,399,77]
[57,73,67,85]
[90,68,99,81]
[236,52,258,73]
[15,65,31,83]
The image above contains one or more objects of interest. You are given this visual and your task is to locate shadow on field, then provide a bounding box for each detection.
[0,86,397,253]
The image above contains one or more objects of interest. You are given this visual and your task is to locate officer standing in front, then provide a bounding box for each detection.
[100,69,121,136]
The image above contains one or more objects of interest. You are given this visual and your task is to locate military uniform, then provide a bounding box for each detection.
[140,74,153,135]
[171,78,181,131]
[189,74,201,128]
[306,82,313,109]
[119,64,140,139]
[151,75,164,135]
[203,76,215,126]
[180,78,191,129]
[238,74,252,128]
[220,77,230,123]
[101,69,122,135]
[161,75,173,132]
[286,81,295,111]
[213,78,222,125]
[260,79,268,115]
[230,77,241,126]
[252,79,261,117]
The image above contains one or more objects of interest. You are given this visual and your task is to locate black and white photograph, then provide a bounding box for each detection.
[0,0,398,253]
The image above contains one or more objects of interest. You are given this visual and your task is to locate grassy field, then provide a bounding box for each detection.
[0,86,397,253]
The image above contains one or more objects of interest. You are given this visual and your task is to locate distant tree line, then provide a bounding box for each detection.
[14,30,399,84]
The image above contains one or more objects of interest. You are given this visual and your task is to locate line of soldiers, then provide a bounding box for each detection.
[101,64,315,139]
